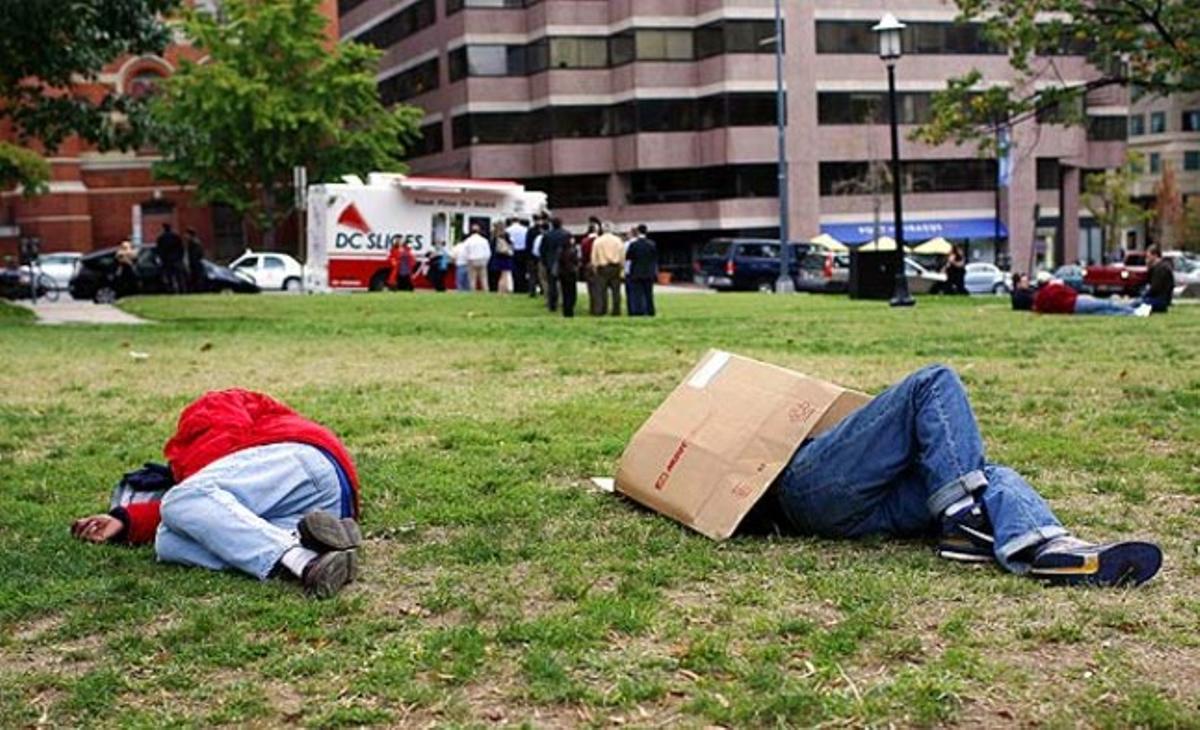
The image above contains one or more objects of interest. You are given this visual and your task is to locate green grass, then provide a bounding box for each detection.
[2,291,1199,728]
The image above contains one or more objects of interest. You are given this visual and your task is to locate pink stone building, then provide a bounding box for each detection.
[340,0,1126,275]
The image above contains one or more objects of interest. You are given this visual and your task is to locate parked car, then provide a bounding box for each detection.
[1163,251,1200,293]
[1,266,53,300]
[25,252,82,290]
[905,257,948,294]
[1051,264,1089,293]
[228,250,305,291]
[70,245,259,302]
[1084,253,1148,297]
[962,262,1010,294]
[796,247,850,293]
[696,238,805,292]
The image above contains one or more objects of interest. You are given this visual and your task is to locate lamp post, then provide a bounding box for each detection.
[872,13,914,307]
[772,0,794,293]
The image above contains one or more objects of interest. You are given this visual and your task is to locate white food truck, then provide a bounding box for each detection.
[305,173,547,291]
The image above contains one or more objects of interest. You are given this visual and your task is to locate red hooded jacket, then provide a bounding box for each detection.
[1032,281,1079,315]
[117,389,360,544]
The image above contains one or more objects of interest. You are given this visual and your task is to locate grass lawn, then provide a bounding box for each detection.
[1,291,1198,728]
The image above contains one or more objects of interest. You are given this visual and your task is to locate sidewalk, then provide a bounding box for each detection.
[14,299,150,325]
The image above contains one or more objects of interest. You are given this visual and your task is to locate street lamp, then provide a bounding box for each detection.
[772,0,794,293]
[872,13,914,307]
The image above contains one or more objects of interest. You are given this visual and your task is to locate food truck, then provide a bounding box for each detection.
[305,173,547,291]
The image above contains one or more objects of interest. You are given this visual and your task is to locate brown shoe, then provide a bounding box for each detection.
[302,550,358,599]
[298,511,362,553]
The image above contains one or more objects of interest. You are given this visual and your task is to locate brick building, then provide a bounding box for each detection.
[0,1,339,262]
[341,0,1127,275]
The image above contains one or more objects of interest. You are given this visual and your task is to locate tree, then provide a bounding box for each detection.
[150,0,422,250]
[1179,199,1200,252]
[1083,154,1151,257]
[1152,163,1184,247]
[915,0,1199,152]
[0,0,177,191]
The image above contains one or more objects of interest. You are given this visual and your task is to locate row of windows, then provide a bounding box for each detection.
[1130,110,1200,135]
[1144,152,1200,174]
[449,93,778,146]
[820,160,997,195]
[519,175,609,209]
[815,21,1093,56]
[447,0,543,11]
[630,165,777,204]
[446,20,776,79]
[404,122,446,159]
[378,58,439,105]
[1087,116,1128,142]
[354,0,436,50]
[817,92,935,125]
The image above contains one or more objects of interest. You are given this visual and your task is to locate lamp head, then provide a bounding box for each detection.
[872,13,906,62]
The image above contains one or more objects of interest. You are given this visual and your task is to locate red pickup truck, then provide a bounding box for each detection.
[1084,253,1148,297]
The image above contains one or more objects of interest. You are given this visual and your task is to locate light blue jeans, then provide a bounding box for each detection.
[455,265,470,292]
[155,442,345,580]
[1074,296,1138,316]
[775,365,1067,573]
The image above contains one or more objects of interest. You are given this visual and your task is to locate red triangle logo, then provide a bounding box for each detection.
[337,203,371,234]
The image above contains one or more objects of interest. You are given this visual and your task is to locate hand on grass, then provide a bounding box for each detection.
[71,514,122,544]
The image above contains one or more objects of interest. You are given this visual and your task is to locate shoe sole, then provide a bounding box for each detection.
[937,547,995,563]
[298,512,363,553]
[304,550,358,599]
[1030,541,1162,587]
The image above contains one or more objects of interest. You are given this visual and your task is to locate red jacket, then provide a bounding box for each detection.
[1033,281,1079,314]
[386,246,416,287]
[117,389,360,544]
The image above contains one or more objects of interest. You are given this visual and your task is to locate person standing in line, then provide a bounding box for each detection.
[426,240,449,292]
[494,231,515,294]
[184,228,206,293]
[452,237,471,292]
[626,224,658,317]
[506,217,529,293]
[463,224,492,293]
[386,241,416,291]
[156,223,186,294]
[557,227,581,318]
[530,216,548,299]
[590,222,625,316]
[623,226,638,310]
[579,217,602,315]
[538,217,569,312]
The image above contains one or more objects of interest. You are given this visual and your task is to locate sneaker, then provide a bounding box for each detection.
[1030,536,1162,587]
[302,550,358,599]
[298,511,362,553]
[936,502,995,563]
[1134,303,1153,318]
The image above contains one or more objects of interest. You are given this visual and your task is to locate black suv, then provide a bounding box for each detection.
[696,238,806,291]
[70,245,259,302]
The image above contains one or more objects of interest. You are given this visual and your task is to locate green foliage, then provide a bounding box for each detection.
[916,0,1200,149]
[150,0,422,244]
[0,0,176,153]
[0,142,50,194]
[1083,153,1152,254]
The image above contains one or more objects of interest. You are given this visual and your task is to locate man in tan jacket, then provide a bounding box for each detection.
[590,222,625,316]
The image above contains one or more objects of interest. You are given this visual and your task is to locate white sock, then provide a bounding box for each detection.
[279,546,320,578]
[943,495,975,519]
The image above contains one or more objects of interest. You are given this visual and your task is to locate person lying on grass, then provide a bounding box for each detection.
[70,389,363,598]
[744,365,1163,587]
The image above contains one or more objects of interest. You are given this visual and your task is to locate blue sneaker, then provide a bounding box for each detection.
[936,502,995,563]
[1030,536,1162,587]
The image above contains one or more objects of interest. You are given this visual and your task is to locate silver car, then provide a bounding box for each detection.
[963,262,1011,295]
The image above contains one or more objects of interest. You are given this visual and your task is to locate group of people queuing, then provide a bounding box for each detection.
[383,213,661,319]
[1011,245,1174,317]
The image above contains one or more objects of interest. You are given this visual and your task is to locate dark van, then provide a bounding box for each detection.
[696,238,806,292]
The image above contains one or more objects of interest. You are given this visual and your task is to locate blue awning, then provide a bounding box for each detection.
[820,217,1008,244]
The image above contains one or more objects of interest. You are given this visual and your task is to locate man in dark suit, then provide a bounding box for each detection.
[156,223,186,293]
[538,217,569,312]
[626,224,658,317]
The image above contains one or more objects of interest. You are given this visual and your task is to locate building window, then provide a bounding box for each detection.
[817,92,934,125]
[549,37,609,69]
[1150,111,1166,134]
[521,174,608,208]
[816,22,876,54]
[1087,116,1128,141]
[378,58,439,105]
[1036,95,1084,125]
[816,21,1001,54]
[1129,115,1145,136]
[447,0,538,12]
[551,106,609,138]
[634,29,694,61]
[405,122,444,159]
[1037,158,1061,190]
[1183,110,1200,132]
[820,159,996,195]
[637,99,697,132]
[339,0,369,14]
[1149,153,1161,173]
[125,69,165,99]
[628,164,777,204]
[722,20,778,54]
[1185,151,1200,171]
[355,0,436,50]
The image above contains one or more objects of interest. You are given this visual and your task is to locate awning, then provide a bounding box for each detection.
[912,236,953,255]
[821,217,1007,244]
[809,233,848,252]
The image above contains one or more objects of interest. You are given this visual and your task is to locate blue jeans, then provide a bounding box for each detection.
[1074,296,1137,315]
[455,265,470,292]
[775,365,1066,573]
[155,442,346,580]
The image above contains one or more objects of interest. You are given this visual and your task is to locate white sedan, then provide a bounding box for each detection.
[229,250,305,291]
[963,262,1011,295]
[25,252,81,290]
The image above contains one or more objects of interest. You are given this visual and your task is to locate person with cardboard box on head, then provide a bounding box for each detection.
[615,353,1162,588]
[765,365,1162,586]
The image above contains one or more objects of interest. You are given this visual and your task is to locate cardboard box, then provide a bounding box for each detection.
[615,350,872,540]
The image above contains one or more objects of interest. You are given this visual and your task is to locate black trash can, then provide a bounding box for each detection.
[848,250,899,300]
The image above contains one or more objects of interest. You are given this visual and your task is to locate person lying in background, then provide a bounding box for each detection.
[1033,275,1152,317]
[70,389,363,599]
